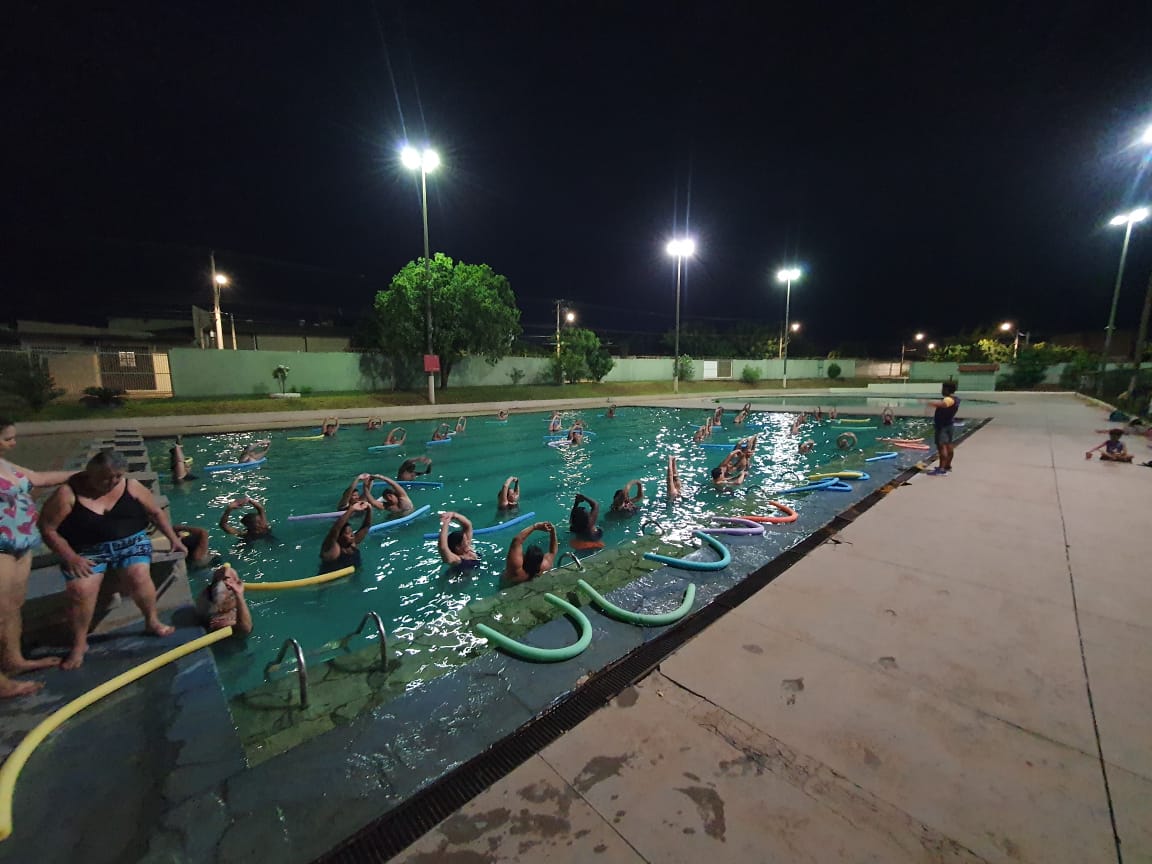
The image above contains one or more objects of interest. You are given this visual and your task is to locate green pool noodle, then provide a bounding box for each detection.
[474,592,592,662]
[643,530,732,571]
[577,579,695,627]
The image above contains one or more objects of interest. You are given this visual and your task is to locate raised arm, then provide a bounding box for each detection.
[542,522,558,565]
[321,506,357,561]
[337,474,367,509]
[376,476,413,511]
[219,500,244,536]
[584,495,600,526]
[624,480,644,503]
[352,503,373,542]
[224,569,253,636]
[504,524,534,582]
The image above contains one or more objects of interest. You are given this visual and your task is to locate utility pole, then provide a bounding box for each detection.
[1124,271,1152,404]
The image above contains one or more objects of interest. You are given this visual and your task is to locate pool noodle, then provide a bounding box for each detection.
[366,504,432,534]
[425,439,452,447]
[367,444,401,452]
[422,510,537,540]
[203,457,267,474]
[865,452,899,461]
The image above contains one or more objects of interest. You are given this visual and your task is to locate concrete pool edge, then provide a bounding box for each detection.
[314,419,988,863]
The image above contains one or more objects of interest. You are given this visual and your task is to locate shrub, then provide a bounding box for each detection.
[827,362,842,380]
[298,385,314,396]
[0,353,64,411]
[587,350,615,382]
[740,365,761,385]
[272,365,291,394]
[675,355,694,382]
[508,367,526,386]
[996,348,1048,390]
[82,386,126,407]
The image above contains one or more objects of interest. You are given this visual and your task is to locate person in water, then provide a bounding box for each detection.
[169,435,195,483]
[365,417,384,431]
[321,417,340,437]
[336,473,372,510]
[610,480,644,515]
[196,564,253,636]
[606,403,617,419]
[496,409,509,421]
[693,418,713,444]
[239,440,270,463]
[398,456,433,481]
[431,423,452,441]
[320,501,372,573]
[454,416,468,434]
[219,497,272,540]
[174,524,213,569]
[503,522,558,584]
[384,426,407,445]
[548,412,564,433]
[437,512,481,570]
[733,403,751,425]
[366,476,414,516]
[569,493,603,548]
[882,406,895,426]
[497,476,520,510]
[666,455,683,501]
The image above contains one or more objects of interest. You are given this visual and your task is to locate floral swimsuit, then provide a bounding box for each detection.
[0,469,40,557]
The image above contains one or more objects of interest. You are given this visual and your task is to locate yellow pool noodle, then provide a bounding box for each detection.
[0,626,234,841]
[241,566,354,591]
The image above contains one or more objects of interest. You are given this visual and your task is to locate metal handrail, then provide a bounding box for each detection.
[342,611,388,667]
[557,551,584,571]
[264,638,309,708]
[640,518,665,535]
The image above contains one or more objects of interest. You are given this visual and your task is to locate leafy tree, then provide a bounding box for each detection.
[0,353,63,411]
[740,365,761,385]
[560,327,615,382]
[372,253,522,389]
[827,362,842,380]
[975,338,1012,364]
[675,355,695,381]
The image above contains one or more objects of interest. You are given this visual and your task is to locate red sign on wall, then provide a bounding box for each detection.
[423,355,440,373]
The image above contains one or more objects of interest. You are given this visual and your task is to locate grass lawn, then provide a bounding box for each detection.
[15,378,871,422]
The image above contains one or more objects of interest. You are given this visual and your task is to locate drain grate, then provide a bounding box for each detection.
[314,427,983,863]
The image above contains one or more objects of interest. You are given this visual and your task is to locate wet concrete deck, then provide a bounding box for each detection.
[399,393,1152,863]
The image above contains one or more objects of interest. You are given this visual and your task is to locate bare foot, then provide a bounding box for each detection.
[146,622,176,638]
[4,656,63,674]
[0,678,44,699]
[61,646,87,670]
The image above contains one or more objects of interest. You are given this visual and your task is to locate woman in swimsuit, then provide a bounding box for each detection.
[610,480,644,515]
[0,418,79,697]
[569,493,603,549]
[38,450,186,670]
[319,502,372,573]
[438,512,481,571]
[497,477,520,510]
[431,423,452,441]
[196,564,253,636]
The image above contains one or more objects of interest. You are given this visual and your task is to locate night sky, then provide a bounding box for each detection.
[5,2,1152,354]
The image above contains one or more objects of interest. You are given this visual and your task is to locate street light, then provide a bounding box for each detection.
[667,238,696,393]
[776,267,802,388]
[1140,125,1152,146]
[209,252,229,352]
[998,321,1029,361]
[400,145,441,404]
[899,332,926,378]
[1099,207,1150,396]
[790,322,801,333]
[554,303,576,356]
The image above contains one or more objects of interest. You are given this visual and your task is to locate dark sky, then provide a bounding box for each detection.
[4,1,1152,354]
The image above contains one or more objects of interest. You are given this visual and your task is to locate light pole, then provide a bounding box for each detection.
[554,303,575,384]
[209,252,229,351]
[899,332,926,378]
[666,238,696,393]
[401,145,441,404]
[776,268,802,388]
[999,321,1029,362]
[1099,207,1149,397]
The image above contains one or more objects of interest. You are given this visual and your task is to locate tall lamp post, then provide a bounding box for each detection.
[401,145,442,405]
[666,238,696,393]
[776,267,802,388]
[554,302,575,383]
[1099,207,1149,397]
[209,252,229,351]
[899,332,926,378]
[998,321,1029,361]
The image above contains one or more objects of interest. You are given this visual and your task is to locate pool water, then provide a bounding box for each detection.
[151,407,933,695]
[735,394,1000,408]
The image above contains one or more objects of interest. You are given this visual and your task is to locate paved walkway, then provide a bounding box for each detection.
[398,393,1152,863]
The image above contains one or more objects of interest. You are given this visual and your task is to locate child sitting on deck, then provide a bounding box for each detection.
[1086,429,1133,463]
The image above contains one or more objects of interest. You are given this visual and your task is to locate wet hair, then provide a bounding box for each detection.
[569,505,590,533]
[612,489,626,508]
[942,381,958,396]
[711,466,724,480]
[87,449,128,473]
[447,530,465,553]
[240,512,259,528]
[523,544,545,577]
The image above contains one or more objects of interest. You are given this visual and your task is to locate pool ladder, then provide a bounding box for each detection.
[263,611,388,710]
[557,551,584,571]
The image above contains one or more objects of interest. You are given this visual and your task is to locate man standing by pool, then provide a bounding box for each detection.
[927,381,960,476]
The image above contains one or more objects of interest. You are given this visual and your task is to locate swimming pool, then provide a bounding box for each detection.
[734,394,1001,408]
[152,406,934,701]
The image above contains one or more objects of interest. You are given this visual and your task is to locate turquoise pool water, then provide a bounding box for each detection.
[152,407,933,695]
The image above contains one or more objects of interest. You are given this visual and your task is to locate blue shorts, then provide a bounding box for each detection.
[63,530,153,579]
[935,426,955,446]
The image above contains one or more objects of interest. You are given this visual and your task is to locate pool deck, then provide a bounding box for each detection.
[395,392,1152,863]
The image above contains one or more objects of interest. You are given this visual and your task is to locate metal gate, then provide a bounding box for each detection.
[97,349,172,395]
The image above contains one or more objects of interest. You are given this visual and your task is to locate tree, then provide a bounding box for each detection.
[559,327,615,383]
[372,254,522,389]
